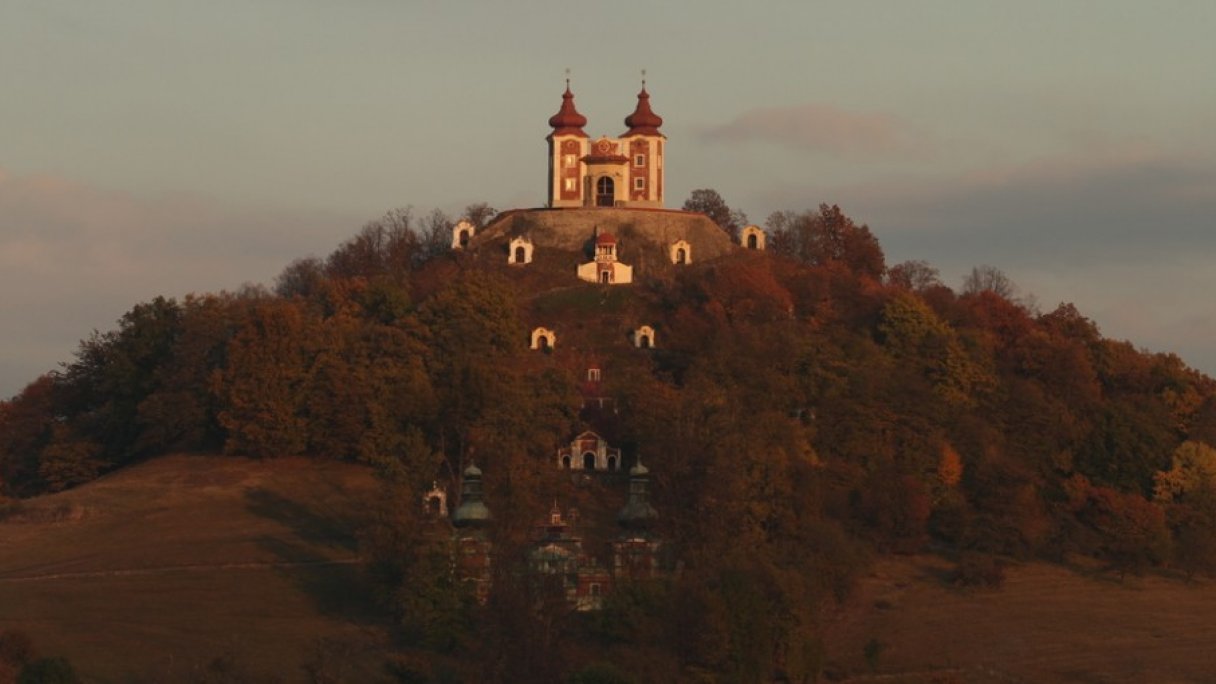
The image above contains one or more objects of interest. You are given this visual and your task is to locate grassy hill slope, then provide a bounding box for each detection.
[823,555,1216,683]
[0,454,392,682]
[5,457,1216,682]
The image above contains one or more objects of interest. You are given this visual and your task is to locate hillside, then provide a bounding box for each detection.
[0,454,392,681]
[825,555,1216,683]
[6,456,1216,682]
[5,203,1216,681]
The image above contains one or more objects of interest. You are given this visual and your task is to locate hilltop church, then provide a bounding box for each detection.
[546,80,666,209]
[432,80,774,609]
[451,80,767,286]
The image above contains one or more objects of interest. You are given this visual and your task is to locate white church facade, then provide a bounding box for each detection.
[547,81,665,209]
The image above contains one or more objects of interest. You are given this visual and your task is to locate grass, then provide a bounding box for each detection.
[532,284,636,316]
[822,554,1216,683]
[9,456,1216,682]
[0,454,392,682]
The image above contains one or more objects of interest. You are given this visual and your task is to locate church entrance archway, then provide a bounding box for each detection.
[514,246,526,263]
[639,335,651,349]
[676,248,686,264]
[583,452,596,470]
[600,270,610,284]
[607,455,617,471]
[747,234,757,249]
[596,177,615,207]
[562,455,571,469]
[459,230,471,247]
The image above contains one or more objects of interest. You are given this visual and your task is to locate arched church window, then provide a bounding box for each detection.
[596,177,615,207]
[583,452,596,470]
[747,233,757,249]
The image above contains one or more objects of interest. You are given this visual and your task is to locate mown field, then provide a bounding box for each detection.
[823,555,1216,683]
[6,455,1216,683]
[0,454,394,682]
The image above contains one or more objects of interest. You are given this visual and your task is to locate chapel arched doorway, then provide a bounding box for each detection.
[596,177,615,207]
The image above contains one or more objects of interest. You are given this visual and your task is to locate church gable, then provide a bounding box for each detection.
[557,431,622,472]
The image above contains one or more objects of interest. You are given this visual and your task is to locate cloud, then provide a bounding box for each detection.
[698,103,918,158]
[828,148,1216,264]
[0,167,359,398]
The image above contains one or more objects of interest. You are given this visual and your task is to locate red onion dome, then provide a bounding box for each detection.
[548,85,588,137]
[623,87,663,136]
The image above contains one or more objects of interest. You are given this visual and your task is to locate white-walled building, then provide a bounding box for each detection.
[547,82,665,209]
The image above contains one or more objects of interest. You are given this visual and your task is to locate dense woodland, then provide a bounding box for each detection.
[4,196,1216,683]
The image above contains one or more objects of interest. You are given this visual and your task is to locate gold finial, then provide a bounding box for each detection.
[641,68,647,88]
[565,67,571,90]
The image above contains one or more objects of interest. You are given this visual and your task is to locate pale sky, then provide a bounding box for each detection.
[3,1,1215,398]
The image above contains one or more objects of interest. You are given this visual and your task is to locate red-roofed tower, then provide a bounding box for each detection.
[621,81,665,207]
[545,78,667,209]
[547,80,590,208]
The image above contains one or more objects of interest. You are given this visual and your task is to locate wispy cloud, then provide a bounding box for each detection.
[698,103,919,158]
[0,167,357,398]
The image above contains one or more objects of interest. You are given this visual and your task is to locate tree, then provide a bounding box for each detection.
[878,292,991,407]
[682,188,748,240]
[274,257,326,299]
[1064,475,1171,577]
[766,204,885,278]
[55,296,182,471]
[462,202,497,229]
[962,265,1015,299]
[0,376,57,495]
[215,299,315,458]
[325,209,419,282]
[1154,441,1216,504]
[887,260,942,291]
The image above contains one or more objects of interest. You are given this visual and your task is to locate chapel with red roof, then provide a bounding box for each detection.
[547,80,666,209]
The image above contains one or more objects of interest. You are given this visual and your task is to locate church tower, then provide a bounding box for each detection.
[546,79,666,209]
[452,462,493,602]
[547,81,589,208]
[613,457,663,580]
[620,81,665,208]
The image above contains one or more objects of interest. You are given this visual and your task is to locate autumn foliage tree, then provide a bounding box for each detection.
[5,199,1216,678]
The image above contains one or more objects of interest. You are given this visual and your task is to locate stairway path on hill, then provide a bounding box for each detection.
[0,557,364,583]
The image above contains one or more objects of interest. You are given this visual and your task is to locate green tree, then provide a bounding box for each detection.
[57,296,182,470]
[879,292,991,407]
[682,188,748,240]
[215,299,315,458]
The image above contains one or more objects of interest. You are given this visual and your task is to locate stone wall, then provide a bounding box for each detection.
[473,208,737,263]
